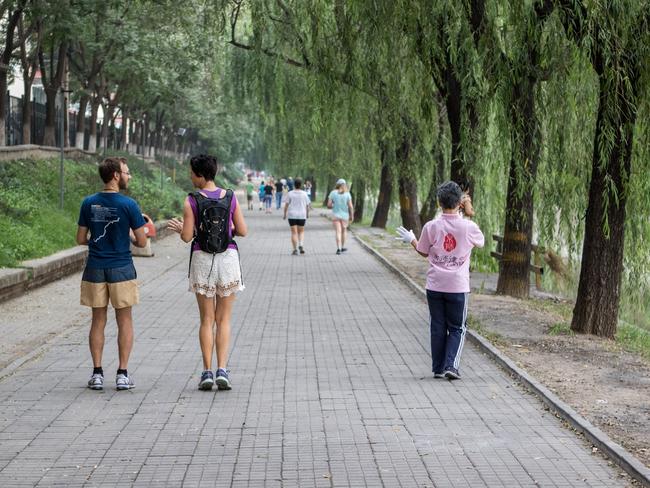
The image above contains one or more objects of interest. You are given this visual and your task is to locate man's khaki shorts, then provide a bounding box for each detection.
[80,264,139,309]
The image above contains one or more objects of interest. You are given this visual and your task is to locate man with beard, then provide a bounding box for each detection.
[76,157,147,391]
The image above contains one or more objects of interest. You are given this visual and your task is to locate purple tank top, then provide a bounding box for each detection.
[188,188,238,251]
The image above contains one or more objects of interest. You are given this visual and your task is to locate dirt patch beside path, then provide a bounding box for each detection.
[355,226,650,469]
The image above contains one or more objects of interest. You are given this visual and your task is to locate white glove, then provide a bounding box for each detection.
[395,226,416,244]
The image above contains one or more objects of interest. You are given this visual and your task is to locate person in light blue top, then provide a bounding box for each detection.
[327,178,354,255]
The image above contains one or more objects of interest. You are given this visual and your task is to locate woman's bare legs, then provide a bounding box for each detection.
[297,226,305,250]
[333,220,343,249]
[290,225,299,250]
[195,294,216,370]
[214,293,236,369]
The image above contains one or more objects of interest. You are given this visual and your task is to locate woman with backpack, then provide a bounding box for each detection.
[167,154,248,391]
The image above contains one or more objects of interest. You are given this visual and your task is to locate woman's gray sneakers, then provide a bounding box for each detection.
[199,370,214,390]
[87,373,104,390]
[116,373,135,390]
[215,369,232,390]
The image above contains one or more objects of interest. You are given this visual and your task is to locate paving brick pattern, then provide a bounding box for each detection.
[0,208,627,487]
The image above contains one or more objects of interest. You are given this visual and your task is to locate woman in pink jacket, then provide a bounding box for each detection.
[396,181,484,380]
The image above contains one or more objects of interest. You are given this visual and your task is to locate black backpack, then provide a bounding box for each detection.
[190,190,234,254]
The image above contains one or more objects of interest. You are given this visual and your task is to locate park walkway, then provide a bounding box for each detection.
[0,206,627,487]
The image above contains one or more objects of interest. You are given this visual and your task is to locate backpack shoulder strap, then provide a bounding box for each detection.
[189,191,207,202]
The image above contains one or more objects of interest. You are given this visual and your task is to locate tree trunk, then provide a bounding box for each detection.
[496,74,540,298]
[87,98,100,152]
[371,160,392,228]
[0,94,7,138]
[119,108,128,151]
[352,178,366,223]
[39,42,67,147]
[0,79,7,146]
[75,94,89,149]
[140,120,146,155]
[309,176,316,202]
[43,87,58,146]
[154,128,162,161]
[322,175,336,207]
[571,76,637,338]
[101,105,114,152]
[146,125,152,157]
[0,6,22,146]
[396,134,421,236]
[21,90,31,144]
[128,118,137,154]
[495,14,551,299]
[398,176,421,236]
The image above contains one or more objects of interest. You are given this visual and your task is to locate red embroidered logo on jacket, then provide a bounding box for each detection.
[443,233,457,252]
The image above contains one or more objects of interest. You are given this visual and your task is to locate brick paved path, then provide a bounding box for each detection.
[0,207,627,487]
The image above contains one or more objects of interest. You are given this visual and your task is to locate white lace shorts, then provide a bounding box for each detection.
[188,248,245,298]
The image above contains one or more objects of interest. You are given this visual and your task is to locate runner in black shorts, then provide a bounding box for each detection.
[288,218,306,227]
[283,178,311,255]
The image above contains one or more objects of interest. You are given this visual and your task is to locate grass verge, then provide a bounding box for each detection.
[0,153,241,268]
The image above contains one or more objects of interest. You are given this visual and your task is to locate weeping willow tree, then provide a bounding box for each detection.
[554,0,650,337]
[488,1,557,298]
[224,0,438,234]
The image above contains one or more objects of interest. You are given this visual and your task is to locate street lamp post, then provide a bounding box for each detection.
[175,128,186,185]
[59,90,64,209]
[59,88,73,210]
[159,127,165,191]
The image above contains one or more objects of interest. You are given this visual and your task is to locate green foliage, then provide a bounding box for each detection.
[617,322,650,360]
[548,322,575,336]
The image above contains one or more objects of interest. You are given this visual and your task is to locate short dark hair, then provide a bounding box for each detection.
[190,154,218,180]
[98,157,123,183]
[436,181,462,209]
[294,178,302,189]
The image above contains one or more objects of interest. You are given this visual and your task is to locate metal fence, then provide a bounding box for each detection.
[4,91,123,150]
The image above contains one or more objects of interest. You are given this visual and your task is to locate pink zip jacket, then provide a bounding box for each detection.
[416,213,485,293]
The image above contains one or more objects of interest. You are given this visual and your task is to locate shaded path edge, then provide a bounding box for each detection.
[353,232,650,488]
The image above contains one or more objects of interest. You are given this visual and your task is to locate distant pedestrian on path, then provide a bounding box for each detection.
[327,178,354,255]
[275,178,285,209]
[258,180,265,211]
[283,178,311,255]
[304,180,312,201]
[264,180,274,213]
[167,154,248,391]
[396,181,484,380]
[76,157,147,391]
[246,178,255,210]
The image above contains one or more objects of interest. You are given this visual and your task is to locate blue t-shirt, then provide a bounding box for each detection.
[328,190,352,220]
[78,192,146,269]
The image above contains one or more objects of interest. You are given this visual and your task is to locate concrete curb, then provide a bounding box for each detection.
[0,220,171,304]
[0,144,96,161]
[353,232,650,487]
